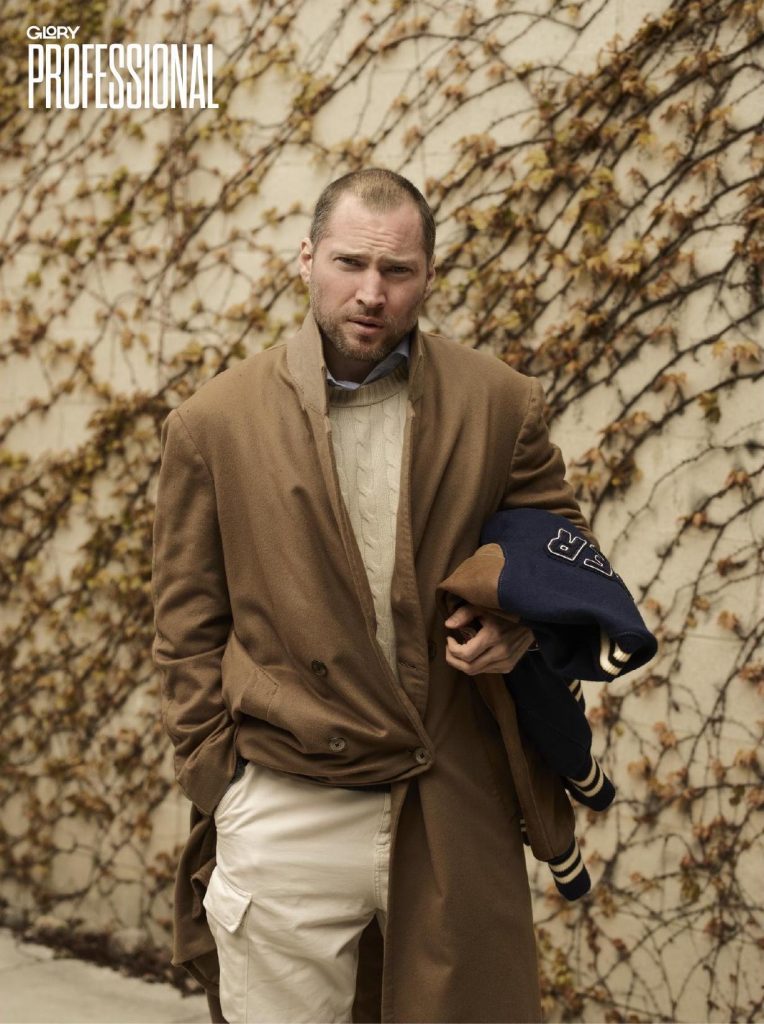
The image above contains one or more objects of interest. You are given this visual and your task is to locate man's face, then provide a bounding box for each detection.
[299,193,434,380]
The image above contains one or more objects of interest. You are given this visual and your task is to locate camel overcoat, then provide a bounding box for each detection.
[152,313,591,1023]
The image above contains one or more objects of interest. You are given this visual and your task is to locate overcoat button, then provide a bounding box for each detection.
[329,736,347,753]
[427,640,436,661]
[311,660,327,676]
[414,747,429,765]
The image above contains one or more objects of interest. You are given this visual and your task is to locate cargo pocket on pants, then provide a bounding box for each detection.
[203,867,251,1023]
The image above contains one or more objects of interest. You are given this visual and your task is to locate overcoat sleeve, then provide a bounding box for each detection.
[470,374,593,863]
[152,409,235,816]
[500,377,595,545]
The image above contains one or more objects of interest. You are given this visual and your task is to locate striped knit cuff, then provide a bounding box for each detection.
[519,816,530,846]
[548,839,591,901]
[599,630,634,677]
[566,754,616,811]
[568,678,584,705]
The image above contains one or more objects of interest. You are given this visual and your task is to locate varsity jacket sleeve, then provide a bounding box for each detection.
[501,377,596,546]
[152,409,236,816]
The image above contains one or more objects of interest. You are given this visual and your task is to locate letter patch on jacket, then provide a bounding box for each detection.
[547,529,623,585]
[582,550,614,578]
[547,529,586,562]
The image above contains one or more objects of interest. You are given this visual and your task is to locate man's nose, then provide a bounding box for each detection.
[355,270,385,308]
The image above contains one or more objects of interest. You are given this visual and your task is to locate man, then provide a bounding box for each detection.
[152,168,591,1023]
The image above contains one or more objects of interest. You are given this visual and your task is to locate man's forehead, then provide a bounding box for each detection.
[322,193,425,256]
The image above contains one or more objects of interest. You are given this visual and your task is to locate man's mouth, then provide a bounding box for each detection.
[348,317,386,337]
[349,317,385,328]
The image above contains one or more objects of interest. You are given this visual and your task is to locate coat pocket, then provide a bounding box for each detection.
[203,866,251,934]
[221,631,279,722]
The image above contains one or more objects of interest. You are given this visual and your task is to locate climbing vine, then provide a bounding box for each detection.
[1,0,762,1019]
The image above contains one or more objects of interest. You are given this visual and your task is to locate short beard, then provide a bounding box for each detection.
[320,318,406,365]
[310,284,419,366]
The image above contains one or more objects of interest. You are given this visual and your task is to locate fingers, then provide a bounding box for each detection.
[445,634,512,675]
[445,611,505,662]
[443,611,535,677]
[444,603,479,629]
[445,628,491,663]
[445,603,522,628]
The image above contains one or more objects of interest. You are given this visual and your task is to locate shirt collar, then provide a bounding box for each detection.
[286,313,425,414]
[325,335,411,391]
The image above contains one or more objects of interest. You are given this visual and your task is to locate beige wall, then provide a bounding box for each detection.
[1,0,762,1019]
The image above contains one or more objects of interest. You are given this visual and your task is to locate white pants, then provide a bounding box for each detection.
[204,761,392,1024]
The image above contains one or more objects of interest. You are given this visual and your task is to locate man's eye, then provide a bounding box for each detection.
[388,266,411,275]
[338,257,361,267]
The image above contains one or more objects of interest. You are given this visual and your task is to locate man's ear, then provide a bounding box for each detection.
[424,259,435,299]
[298,238,313,285]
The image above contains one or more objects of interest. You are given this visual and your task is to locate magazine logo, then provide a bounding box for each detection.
[27,26,81,40]
[27,28,219,110]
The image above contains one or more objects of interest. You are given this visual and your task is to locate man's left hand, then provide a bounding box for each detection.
[444,603,533,676]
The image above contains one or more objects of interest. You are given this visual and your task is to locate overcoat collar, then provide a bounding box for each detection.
[285,311,426,412]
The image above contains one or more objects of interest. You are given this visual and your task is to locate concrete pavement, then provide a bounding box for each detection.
[0,929,208,1024]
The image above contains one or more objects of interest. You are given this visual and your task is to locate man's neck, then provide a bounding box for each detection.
[323,346,372,384]
[322,332,412,389]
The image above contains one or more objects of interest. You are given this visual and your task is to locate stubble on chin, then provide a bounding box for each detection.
[312,300,410,366]
[324,320,400,364]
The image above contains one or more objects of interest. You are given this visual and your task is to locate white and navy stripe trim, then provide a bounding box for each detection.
[549,840,585,885]
[548,838,590,898]
[569,756,606,800]
[568,678,584,704]
[599,630,633,677]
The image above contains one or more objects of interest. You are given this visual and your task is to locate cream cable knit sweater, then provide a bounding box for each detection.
[328,362,409,674]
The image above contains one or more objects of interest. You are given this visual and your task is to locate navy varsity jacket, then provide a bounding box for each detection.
[439,508,658,899]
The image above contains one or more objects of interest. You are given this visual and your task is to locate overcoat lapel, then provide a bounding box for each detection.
[388,330,430,717]
[285,315,377,631]
[285,314,432,718]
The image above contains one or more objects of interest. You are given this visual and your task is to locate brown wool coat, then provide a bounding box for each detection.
[152,313,591,1023]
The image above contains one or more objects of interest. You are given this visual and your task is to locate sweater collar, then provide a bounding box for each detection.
[286,310,425,413]
[326,335,409,390]
[328,360,409,407]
